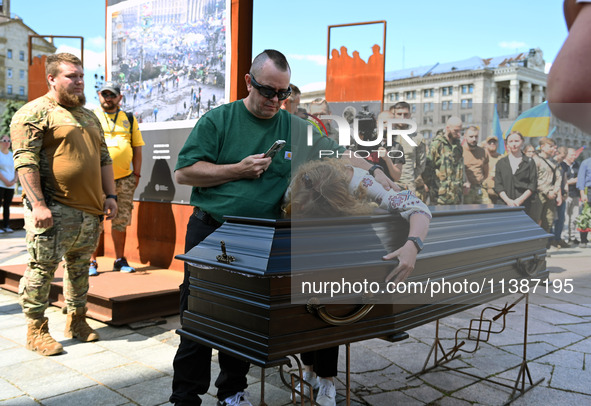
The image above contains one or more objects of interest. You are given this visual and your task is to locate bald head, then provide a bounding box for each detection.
[446,116,463,141]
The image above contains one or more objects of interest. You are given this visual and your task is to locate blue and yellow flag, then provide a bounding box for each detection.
[493,104,505,154]
[505,101,551,137]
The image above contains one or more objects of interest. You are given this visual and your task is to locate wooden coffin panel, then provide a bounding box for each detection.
[177,205,549,366]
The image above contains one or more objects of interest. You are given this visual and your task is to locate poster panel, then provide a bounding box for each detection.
[106,0,230,129]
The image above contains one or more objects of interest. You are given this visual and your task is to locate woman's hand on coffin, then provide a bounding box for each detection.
[383,242,418,284]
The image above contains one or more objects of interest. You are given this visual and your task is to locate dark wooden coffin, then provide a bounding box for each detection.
[176,205,549,367]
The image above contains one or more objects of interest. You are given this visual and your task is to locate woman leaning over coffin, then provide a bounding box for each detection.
[282,158,431,406]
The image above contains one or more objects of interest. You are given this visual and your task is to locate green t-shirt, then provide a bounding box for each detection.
[175,100,344,223]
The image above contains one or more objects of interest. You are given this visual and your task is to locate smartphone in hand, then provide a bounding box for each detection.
[263,140,286,158]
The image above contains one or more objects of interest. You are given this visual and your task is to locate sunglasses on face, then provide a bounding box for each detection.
[249,73,291,101]
[100,92,118,99]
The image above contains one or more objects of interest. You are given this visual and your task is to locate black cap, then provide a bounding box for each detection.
[98,81,121,96]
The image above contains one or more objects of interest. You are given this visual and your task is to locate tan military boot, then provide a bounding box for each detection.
[26,317,63,356]
[64,307,100,342]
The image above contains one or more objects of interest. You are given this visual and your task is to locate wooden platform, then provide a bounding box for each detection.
[0,257,182,326]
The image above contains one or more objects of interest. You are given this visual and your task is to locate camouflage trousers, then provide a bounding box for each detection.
[113,174,137,232]
[98,173,137,234]
[463,185,492,204]
[538,193,557,234]
[19,200,101,318]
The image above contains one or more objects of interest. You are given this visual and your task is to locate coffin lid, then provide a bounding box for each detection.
[176,205,550,278]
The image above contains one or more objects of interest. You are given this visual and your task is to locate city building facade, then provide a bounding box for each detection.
[0,0,56,117]
[301,48,589,159]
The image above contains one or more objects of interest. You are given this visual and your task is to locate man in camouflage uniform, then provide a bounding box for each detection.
[389,102,427,199]
[462,126,490,204]
[533,137,562,238]
[482,136,502,204]
[424,116,464,205]
[10,53,117,356]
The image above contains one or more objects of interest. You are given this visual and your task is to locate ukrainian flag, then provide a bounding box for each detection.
[493,104,505,154]
[505,101,551,137]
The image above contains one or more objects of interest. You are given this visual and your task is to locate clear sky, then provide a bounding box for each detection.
[13,0,568,103]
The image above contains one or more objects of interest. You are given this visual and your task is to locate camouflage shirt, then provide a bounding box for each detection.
[424,132,464,204]
[10,95,112,216]
[395,132,427,191]
[533,154,561,197]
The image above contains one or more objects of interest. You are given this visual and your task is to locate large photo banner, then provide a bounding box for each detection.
[106,0,230,203]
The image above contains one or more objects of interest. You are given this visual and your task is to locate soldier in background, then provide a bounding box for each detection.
[281,83,300,114]
[424,116,464,205]
[462,126,490,204]
[389,102,428,200]
[482,136,501,204]
[534,137,562,242]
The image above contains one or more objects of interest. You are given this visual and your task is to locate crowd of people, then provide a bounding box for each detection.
[297,97,591,250]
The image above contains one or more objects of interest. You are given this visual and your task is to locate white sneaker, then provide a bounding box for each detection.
[291,371,319,402]
[217,391,252,406]
[316,378,336,406]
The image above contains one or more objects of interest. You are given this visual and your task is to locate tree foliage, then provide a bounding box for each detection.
[0,100,25,138]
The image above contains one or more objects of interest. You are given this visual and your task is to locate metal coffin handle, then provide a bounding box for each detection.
[516,254,543,276]
[306,297,375,326]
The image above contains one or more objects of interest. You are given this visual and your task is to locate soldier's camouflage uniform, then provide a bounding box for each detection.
[395,132,427,200]
[533,154,562,233]
[424,132,464,205]
[10,95,111,318]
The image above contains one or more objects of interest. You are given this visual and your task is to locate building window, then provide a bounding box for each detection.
[7,85,12,95]
[423,102,434,112]
[411,104,416,113]
[405,90,416,100]
[441,114,450,123]
[461,113,473,123]
[7,68,12,78]
[19,51,25,61]
[461,84,474,94]
[442,86,453,96]
[19,70,25,80]
[421,130,432,140]
[423,88,434,98]
[7,49,12,59]
[19,86,25,96]
[461,99,473,109]
[423,116,433,125]
[442,100,453,110]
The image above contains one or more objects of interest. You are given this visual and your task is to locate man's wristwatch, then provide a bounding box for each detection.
[106,194,118,201]
[368,164,384,177]
[407,237,424,253]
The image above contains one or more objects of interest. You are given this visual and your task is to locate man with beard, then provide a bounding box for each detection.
[390,102,427,199]
[10,53,117,356]
[482,136,501,203]
[462,126,490,204]
[424,116,464,204]
[172,49,397,406]
[88,82,144,276]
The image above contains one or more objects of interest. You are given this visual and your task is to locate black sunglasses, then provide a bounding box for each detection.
[100,92,118,99]
[250,73,291,101]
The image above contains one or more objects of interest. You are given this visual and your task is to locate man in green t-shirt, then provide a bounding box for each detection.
[171,49,393,406]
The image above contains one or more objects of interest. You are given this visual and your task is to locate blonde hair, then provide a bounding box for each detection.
[285,159,374,218]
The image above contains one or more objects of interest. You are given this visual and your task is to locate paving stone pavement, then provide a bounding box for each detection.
[1,229,590,405]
